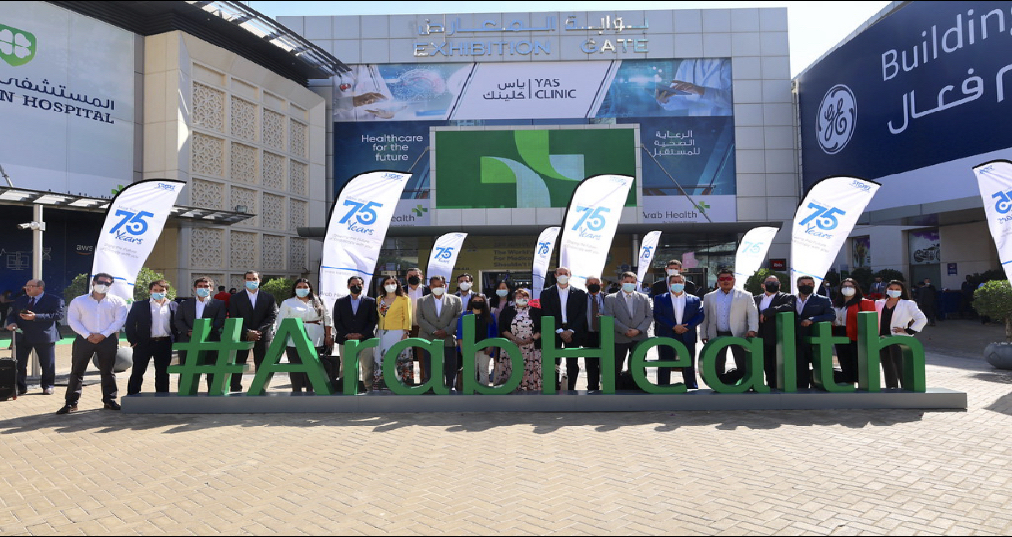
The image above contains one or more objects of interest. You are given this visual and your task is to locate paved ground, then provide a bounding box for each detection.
[1,319,1011,535]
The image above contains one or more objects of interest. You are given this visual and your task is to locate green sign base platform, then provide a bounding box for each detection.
[121,388,967,414]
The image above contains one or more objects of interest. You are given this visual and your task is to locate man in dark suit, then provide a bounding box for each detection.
[538,267,588,390]
[125,280,179,394]
[649,259,698,298]
[332,276,379,391]
[793,275,835,389]
[753,274,796,389]
[174,277,227,392]
[4,279,64,395]
[653,273,704,388]
[403,268,431,382]
[582,276,609,391]
[228,270,279,392]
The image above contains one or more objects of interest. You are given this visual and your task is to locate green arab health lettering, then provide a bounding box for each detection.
[0,24,37,67]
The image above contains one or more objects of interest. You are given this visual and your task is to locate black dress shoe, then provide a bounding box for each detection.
[103,401,121,411]
[17,389,28,396]
[56,404,78,415]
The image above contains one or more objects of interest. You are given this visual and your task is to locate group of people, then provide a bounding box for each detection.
[2,260,932,412]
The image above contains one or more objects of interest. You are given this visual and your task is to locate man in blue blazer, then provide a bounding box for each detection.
[125,280,179,394]
[653,273,704,388]
[793,276,836,389]
[4,279,65,395]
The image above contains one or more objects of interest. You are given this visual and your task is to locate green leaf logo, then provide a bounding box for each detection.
[0,24,36,67]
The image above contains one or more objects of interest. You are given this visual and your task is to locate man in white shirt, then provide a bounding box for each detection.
[58,273,129,414]
[583,277,609,391]
[416,276,463,392]
[124,280,179,395]
[538,267,588,390]
[605,272,653,379]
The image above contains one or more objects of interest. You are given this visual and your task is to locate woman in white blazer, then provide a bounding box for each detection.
[874,280,927,389]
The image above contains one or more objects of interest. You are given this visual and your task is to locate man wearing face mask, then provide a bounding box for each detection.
[58,273,129,414]
[228,271,279,393]
[649,259,698,298]
[402,268,430,383]
[124,280,179,395]
[653,273,704,388]
[174,277,227,392]
[700,268,758,384]
[753,274,796,389]
[538,267,588,390]
[606,272,654,380]
[416,275,463,392]
[582,277,609,391]
[792,275,835,389]
[332,276,378,392]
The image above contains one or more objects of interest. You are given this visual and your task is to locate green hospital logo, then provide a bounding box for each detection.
[411,204,428,217]
[694,200,710,214]
[0,24,37,67]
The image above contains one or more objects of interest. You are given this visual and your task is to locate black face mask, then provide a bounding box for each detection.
[349,285,363,295]
[764,282,780,293]
[587,284,601,293]
[407,276,420,286]
[799,285,815,296]
[471,302,486,312]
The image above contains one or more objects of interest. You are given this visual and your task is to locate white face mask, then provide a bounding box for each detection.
[841,287,856,297]
[515,299,528,307]
[384,284,398,293]
[556,275,569,285]
[496,289,509,297]
[431,287,445,296]
[887,290,903,299]
[666,269,681,276]
[458,281,472,292]
[93,284,110,294]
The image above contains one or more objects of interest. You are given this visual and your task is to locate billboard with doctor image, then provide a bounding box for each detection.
[796,1,1012,212]
[332,57,736,223]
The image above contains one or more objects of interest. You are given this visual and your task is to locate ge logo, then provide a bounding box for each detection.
[571,206,610,231]
[110,210,154,235]
[339,200,383,226]
[816,84,857,155]
[799,203,846,230]
[434,247,454,260]
[537,242,551,255]
[992,190,1012,214]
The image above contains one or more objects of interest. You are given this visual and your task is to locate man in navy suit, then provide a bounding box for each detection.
[174,277,227,392]
[125,279,179,394]
[793,275,836,389]
[653,273,704,388]
[4,279,64,395]
[228,270,279,392]
[753,274,796,389]
[538,267,588,390]
[332,276,379,391]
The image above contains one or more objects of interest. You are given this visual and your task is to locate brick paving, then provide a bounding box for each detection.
[0,319,1010,535]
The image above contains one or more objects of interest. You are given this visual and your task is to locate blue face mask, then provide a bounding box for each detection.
[622,282,637,293]
[150,292,166,301]
[245,281,259,291]
[195,288,211,298]
[295,288,310,298]
[670,283,685,294]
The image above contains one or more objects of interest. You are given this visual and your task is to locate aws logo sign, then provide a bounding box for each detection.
[76,245,94,256]
[0,24,37,67]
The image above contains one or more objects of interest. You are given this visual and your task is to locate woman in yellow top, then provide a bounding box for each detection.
[375,276,412,390]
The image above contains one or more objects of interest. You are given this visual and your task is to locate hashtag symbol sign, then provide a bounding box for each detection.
[168,318,252,396]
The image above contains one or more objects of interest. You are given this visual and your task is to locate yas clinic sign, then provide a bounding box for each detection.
[797,1,1012,209]
[0,2,134,198]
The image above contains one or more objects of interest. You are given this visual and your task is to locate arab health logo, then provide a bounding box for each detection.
[816,84,857,155]
[0,24,37,67]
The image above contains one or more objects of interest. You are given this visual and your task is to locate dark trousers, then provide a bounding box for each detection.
[760,339,777,388]
[232,337,270,392]
[614,340,644,378]
[410,326,428,384]
[835,340,859,384]
[127,338,173,394]
[553,324,582,390]
[796,334,815,389]
[714,331,746,379]
[66,336,118,405]
[440,345,459,390]
[657,339,697,388]
[286,346,323,393]
[14,339,56,392]
[880,345,904,389]
[583,331,602,391]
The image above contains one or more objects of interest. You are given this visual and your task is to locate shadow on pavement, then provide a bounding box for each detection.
[0,406,933,436]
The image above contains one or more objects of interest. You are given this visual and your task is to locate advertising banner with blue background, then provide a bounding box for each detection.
[796,1,1012,211]
[333,58,736,223]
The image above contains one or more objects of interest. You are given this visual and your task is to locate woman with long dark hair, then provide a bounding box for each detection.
[376,275,412,390]
[874,280,927,389]
[274,278,333,393]
[455,294,498,387]
[498,288,543,392]
[831,278,876,384]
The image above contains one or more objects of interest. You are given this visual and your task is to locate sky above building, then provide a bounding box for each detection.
[247,1,893,77]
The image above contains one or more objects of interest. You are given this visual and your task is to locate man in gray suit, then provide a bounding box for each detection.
[174,277,227,392]
[416,275,463,392]
[605,271,654,378]
[700,268,759,382]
